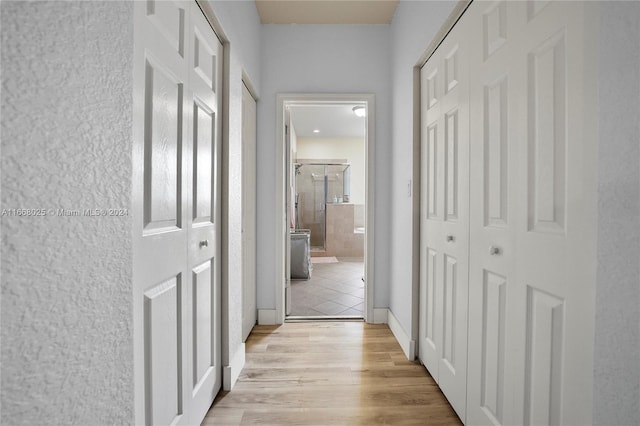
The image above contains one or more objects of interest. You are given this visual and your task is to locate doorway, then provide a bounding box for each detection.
[275,94,376,322]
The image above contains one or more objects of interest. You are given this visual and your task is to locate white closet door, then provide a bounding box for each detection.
[187,6,223,423]
[419,17,470,421]
[515,2,596,424]
[466,1,597,425]
[466,1,521,424]
[419,40,443,382]
[133,2,222,425]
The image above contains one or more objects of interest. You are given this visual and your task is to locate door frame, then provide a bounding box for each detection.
[275,93,376,323]
[241,76,258,341]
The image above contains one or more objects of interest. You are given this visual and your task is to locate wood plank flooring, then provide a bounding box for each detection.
[203,321,462,425]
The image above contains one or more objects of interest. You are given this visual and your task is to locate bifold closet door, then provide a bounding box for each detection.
[465,1,597,425]
[418,16,470,421]
[465,1,521,424]
[133,1,223,425]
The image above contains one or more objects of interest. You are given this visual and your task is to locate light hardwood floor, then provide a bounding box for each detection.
[203,321,462,425]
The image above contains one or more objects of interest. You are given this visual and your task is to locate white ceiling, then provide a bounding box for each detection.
[255,0,399,24]
[290,105,365,138]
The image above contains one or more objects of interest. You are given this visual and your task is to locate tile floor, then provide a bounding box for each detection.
[289,257,364,317]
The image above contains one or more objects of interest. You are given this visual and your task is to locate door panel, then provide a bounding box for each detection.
[465,1,596,425]
[517,3,595,424]
[134,2,190,425]
[419,17,470,421]
[144,276,182,426]
[143,59,183,232]
[134,2,222,425]
[442,254,457,369]
[193,100,214,224]
[479,270,507,425]
[466,2,521,424]
[524,287,564,426]
[445,110,459,222]
[484,76,508,228]
[187,7,222,423]
[192,260,213,386]
[527,30,566,234]
[146,0,185,56]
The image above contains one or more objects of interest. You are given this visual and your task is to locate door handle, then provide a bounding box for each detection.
[446,235,455,242]
[199,240,209,248]
[489,245,502,256]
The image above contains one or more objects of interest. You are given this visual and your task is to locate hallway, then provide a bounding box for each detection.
[203,322,461,425]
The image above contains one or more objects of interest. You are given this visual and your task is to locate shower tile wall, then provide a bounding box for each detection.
[325,203,364,258]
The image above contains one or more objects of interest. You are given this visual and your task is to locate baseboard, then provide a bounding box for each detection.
[387,309,416,361]
[258,309,277,325]
[372,308,389,324]
[223,343,245,391]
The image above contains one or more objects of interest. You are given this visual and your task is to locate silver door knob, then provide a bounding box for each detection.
[446,235,455,242]
[200,240,209,248]
[489,246,501,255]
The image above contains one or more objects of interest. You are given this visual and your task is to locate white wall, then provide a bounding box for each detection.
[297,137,366,205]
[0,2,134,424]
[388,1,456,342]
[258,24,392,310]
[593,2,640,424]
[207,0,262,387]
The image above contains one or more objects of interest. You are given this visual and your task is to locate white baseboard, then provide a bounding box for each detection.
[387,309,416,361]
[372,308,389,324]
[258,309,277,325]
[223,343,245,391]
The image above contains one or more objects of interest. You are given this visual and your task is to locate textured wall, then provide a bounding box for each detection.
[207,0,262,378]
[1,2,134,424]
[593,2,640,424]
[388,1,456,340]
[259,24,391,309]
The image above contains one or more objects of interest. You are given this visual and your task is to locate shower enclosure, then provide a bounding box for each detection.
[294,162,351,250]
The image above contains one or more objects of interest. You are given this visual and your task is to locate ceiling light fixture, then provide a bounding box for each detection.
[313,129,320,133]
[352,105,366,117]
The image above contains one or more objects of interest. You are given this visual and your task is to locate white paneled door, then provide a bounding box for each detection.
[466,1,597,425]
[465,2,520,424]
[133,2,223,425]
[419,15,470,421]
[242,83,257,341]
[419,1,597,425]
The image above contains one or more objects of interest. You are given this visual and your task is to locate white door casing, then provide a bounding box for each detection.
[285,110,292,317]
[242,82,257,341]
[133,2,222,425]
[275,94,376,323]
[418,15,470,421]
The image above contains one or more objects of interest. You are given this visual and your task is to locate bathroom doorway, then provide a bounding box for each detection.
[276,94,375,321]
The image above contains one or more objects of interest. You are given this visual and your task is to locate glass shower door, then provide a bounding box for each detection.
[296,164,326,250]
